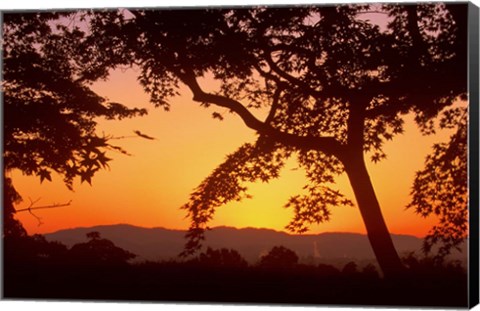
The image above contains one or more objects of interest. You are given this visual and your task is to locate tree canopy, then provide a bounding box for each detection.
[2,12,147,235]
[407,109,467,260]
[193,247,248,268]
[69,231,136,265]
[90,4,465,276]
[258,246,299,269]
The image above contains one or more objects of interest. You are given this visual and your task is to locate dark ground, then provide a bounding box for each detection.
[2,234,468,307]
[4,255,468,307]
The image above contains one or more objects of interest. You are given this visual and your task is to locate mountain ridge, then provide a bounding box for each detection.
[44,224,466,266]
[46,223,422,239]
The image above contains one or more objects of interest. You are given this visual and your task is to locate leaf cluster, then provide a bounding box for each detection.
[181,139,289,255]
[190,247,248,269]
[407,108,467,260]
[258,245,299,269]
[3,12,147,190]
[285,150,353,233]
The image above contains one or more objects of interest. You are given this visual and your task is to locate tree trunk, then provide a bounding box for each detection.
[343,152,405,279]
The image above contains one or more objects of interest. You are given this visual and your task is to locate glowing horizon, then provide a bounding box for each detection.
[8,66,460,239]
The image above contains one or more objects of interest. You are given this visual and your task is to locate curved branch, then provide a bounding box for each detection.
[263,51,322,98]
[265,85,283,125]
[178,70,345,157]
[252,62,284,86]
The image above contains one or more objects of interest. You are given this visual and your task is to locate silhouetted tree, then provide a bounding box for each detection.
[258,246,299,269]
[194,247,248,268]
[4,233,68,266]
[6,3,469,279]
[316,263,341,277]
[100,4,465,278]
[407,113,467,261]
[2,12,147,235]
[68,232,136,265]
[386,4,469,260]
[86,231,101,240]
[342,261,359,276]
[362,263,380,280]
[401,252,466,282]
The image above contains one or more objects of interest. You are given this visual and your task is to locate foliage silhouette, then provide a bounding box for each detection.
[3,237,468,307]
[258,246,299,269]
[361,263,380,280]
[401,252,466,286]
[407,111,468,260]
[68,231,136,265]
[342,261,359,275]
[80,4,468,278]
[3,3,469,279]
[4,233,68,264]
[191,247,248,269]
[2,12,147,235]
[316,263,341,277]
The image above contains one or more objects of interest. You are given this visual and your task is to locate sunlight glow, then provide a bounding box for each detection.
[13,68,456,238]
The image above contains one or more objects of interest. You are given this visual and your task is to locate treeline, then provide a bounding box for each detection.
[3,232,468,307]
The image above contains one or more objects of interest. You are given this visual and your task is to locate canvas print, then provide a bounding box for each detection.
[2,1,479,308]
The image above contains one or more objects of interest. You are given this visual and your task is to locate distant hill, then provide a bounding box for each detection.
[44,224,466,266]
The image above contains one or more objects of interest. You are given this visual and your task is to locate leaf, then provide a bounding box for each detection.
[133,130,156,140]
[108,144,132,156]
[212,112,224,121]
[38,169,52,183]
[94,151,112,168]
[80,170,94,185]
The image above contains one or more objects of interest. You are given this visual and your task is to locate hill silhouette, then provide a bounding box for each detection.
[5,224,468,306]
[44,224,467,265]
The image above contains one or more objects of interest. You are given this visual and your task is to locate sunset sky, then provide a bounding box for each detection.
[9,63,463,237]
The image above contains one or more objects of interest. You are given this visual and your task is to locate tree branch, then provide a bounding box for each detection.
[16,198,72,226]
[268,42,314,56]
[16,200,72,213]
[405,5,428,60]
[263,51,322,99]
[265,85,283,125]
[252,62,284,86]
[178,70,345,157]
[364,94,409,119]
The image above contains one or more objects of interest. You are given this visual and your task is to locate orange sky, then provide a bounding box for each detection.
[10,67,460,237]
